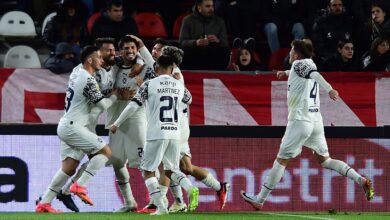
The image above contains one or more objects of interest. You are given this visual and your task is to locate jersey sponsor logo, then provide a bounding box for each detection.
[161,125,178,130]
[308,108,319,112]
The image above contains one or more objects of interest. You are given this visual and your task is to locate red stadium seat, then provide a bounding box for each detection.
[133,12,167,38]
[172,12,190,39]
[268,48,290,70]
[87,12,101,35]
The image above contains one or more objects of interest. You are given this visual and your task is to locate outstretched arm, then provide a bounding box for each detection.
[310,71,339,101]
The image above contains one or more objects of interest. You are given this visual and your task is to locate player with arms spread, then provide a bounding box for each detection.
[110,54,199,215]
[240,39,375,210]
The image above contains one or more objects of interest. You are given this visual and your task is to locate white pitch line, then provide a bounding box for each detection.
[264,212,338,220]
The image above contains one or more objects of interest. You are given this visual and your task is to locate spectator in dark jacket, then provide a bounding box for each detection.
[179,0,230,70]
[42,0,89,53]
[362,36,390,71]
[321,40,362,71]
[312,0,356,62]
[44,42,80,74]
[91,0,138,47]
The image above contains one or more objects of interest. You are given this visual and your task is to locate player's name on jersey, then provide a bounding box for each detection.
[157,87,180,95]
[308,107,319,112]
[161,125,178,130]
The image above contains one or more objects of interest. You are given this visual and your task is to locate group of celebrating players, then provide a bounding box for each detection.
[35,35,374,215]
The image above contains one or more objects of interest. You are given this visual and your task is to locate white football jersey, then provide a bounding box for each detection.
[287,58,322,122]
[93,66,116,96]
[60,66,104,126]
[132,74,192,140]
[106,65,157,126]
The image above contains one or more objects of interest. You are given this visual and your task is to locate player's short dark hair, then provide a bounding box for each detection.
[80,45,99,63]
[118,35,140,50]
[291,39,313,59]
[162,46,184,66]
[157,54,175,68]
[95,37,115,48]
[154,38,170,47]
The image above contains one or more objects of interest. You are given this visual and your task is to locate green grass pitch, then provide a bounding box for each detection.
[1,212,390,220]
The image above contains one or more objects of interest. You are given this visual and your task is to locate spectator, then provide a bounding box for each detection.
[215,0,260,39]
[358,3,390,56]
[362,36,390,71]
[42,0,89,53]
[320,40,362,71]
[261,0,308,54]
[179,0,230,70]
[44,42,80,74]
[229,38,261,71]
[91,0,138,47]
[312,0,356,62]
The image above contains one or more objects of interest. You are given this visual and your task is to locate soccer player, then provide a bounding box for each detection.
[133,35,230,212]
[105,35,156,212]
[110,53,199,215]
[36,46,117,213]
[55,38,124,213]
[240,39,375,210]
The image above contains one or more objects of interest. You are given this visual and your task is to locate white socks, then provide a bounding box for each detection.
[62,161,89,195]
[41,169,70,203]
[201,173,221,191]
[145,177,165,209]
[258,160,286,203]
[170,172,193,192]
[169,182,184,204]
[77,154,109,186]
[115,166,135,207]
[321,158,362,185]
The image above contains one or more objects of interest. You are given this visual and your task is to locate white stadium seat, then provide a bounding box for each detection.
[4,45,41,68]
[0,11,37,37]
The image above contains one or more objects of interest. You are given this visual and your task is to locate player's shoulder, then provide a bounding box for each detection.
[292,59,317,78]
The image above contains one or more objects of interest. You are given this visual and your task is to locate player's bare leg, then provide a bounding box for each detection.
[180,156,229,209]
[166,170,199,212]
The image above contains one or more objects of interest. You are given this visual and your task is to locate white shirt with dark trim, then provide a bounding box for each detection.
[287,58,322,122]
[93,65,116,97]
[115,74,192,140]
[105,64,156,127]
[60,66,104,126]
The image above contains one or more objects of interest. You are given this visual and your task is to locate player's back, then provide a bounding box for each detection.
[60,66,102,126]
[145,75,186,140]
[287,58,322,122]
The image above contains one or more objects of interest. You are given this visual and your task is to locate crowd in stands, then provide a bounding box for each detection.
[2,0,390,72]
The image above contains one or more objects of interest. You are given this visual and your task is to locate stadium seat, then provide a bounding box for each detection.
[268,48,290,70]
[4,45,41,68]
[0,11,37,37]
[87,12,101,35]
[133,12,167,38]
[172,13,190,39]
[41,12,57,35]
